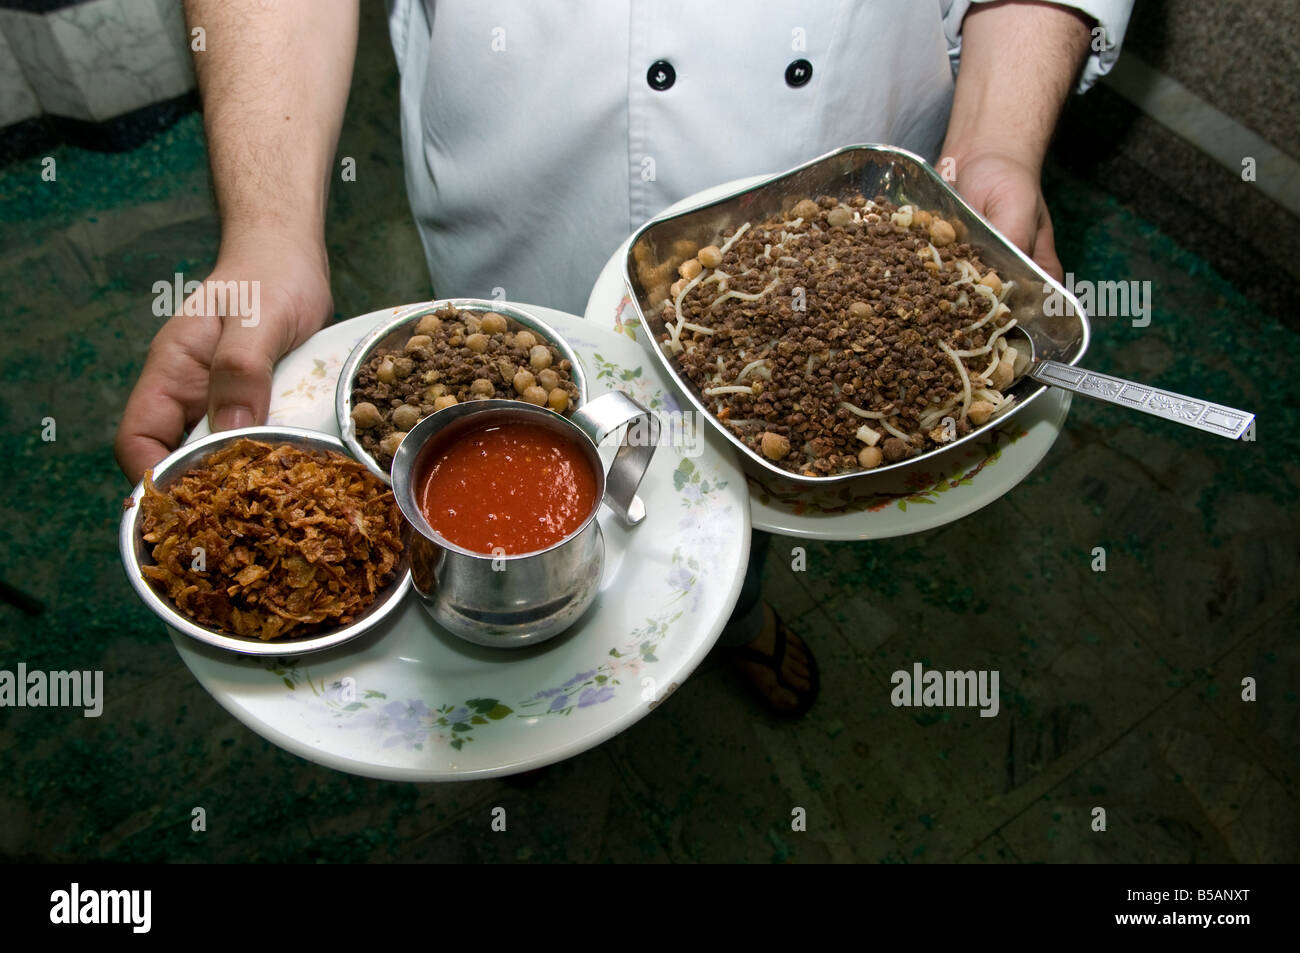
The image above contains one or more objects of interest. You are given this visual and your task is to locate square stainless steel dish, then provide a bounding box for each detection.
[622,143,1089,485]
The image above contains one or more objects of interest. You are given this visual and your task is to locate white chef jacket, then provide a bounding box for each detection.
[386,0,1132,316]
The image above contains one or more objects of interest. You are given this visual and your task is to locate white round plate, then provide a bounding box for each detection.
[168,305,750,781]
[585,177,1072,541]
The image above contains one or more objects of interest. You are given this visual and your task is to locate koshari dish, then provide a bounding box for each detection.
[417,422,598,555]
[137,439,404,640]
[640,193,1026,476]
[350,305,582,472]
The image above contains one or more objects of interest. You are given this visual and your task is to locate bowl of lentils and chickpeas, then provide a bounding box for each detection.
[336,300,588,482]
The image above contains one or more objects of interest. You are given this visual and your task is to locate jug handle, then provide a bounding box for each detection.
[572,391,660,526]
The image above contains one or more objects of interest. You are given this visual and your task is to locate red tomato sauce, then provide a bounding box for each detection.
[417,422,598,555]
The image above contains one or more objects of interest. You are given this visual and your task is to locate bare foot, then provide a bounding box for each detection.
[727,603,818,716]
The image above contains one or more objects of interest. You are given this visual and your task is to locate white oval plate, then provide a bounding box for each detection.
[585,177,1071,541]
[168,305,750,781]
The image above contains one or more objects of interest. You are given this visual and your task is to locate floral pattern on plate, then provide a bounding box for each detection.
[263,526,719,751]
[590,350,680,414]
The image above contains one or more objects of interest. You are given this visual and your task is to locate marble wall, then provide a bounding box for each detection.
[0,0,194,128]
[0,20,39,126]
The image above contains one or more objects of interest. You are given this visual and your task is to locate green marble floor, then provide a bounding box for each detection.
[0,5,1296,863]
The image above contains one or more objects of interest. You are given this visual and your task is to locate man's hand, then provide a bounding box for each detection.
[114,0,358,483]
[114,232,332,484]
[941,1,1092,281]
[943,149,1062,280]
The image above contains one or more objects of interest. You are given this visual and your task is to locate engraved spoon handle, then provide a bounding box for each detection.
[1028,360,1254,440]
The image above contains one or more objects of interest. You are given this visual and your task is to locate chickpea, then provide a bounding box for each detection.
[466,332,489,353]
[529,344,553,371]
[827,206,852,227]
[967,400,995,426]
[393,356,415,379]
[514,330,537,349]
[425,383,447,401]
[697,245,722,268]
[480,312,508,334]
[858,446,883,469]
[376,359,396,384]
[538,368,560,391]
[547,387,570,412]
[522,385,548,406]
[351,401,383,429]
[990,359,1015,391]
[464,313,481,334]
[405,334,434,353]
[513,368,536,394]
[760,432,791,460]
[848,301,873,319]
[912,209,932,228]
[433,394,459,412]
[979,270,1003,296]
[929,218,956,247]
[678,257,702,280]
[791,198,820,220]
[391,403,421,431]
[379,431,406,458]
[469,378,495,397]
[414,313,442,336]
[670,277,688,298]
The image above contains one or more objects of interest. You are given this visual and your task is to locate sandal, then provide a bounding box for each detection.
[723,607,820,719]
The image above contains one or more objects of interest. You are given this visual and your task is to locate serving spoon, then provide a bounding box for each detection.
[1007,327,1254,440]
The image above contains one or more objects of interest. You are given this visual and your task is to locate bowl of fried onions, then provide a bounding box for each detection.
[119,427,411,656]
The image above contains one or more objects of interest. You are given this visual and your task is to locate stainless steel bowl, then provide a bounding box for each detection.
[119,426,412,657]
[622,143,1090,485]
[336,298,590,484]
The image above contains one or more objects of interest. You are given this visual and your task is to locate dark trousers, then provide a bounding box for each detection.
[717,530,772,647]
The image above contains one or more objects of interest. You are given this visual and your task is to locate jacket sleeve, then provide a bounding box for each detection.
[941,0,1135,93]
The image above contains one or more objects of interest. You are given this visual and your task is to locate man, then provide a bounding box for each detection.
[116,0,1131,716]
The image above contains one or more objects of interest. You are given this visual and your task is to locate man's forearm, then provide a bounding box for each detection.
[942,1,1093,171]
[185,0,359,246]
